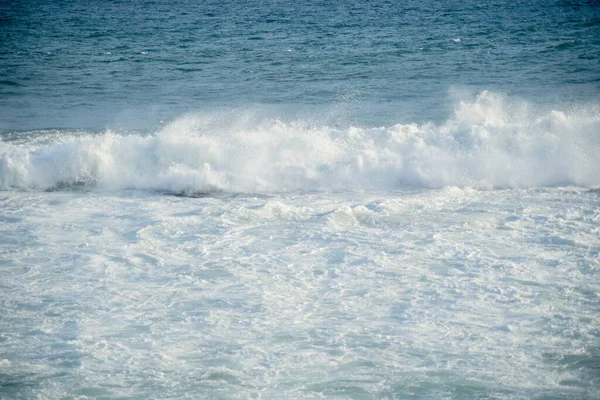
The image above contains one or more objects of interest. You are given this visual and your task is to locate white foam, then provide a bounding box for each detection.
[1,92,599,193]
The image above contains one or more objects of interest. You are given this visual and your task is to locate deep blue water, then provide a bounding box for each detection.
[1,0,599,131]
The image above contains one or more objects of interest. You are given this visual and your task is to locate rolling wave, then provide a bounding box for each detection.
[1,92,599,193]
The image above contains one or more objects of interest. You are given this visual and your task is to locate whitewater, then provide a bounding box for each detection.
[2,93,599,193]
[1,93,600,399]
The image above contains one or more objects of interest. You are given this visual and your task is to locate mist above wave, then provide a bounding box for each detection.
[1,92,599,193]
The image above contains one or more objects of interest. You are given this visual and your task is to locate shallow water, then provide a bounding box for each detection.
[1,187,599,398]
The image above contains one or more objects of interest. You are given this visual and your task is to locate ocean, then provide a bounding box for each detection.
[1,0,599,398]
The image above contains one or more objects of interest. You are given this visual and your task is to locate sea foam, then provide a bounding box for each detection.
[1,92,599,193]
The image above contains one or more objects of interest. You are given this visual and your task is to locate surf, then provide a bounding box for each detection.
[1,92,599,194]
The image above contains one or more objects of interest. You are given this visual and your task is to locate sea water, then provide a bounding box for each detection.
[1,1,599,399]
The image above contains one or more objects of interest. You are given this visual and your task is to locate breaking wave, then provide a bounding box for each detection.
[1,92,599,193]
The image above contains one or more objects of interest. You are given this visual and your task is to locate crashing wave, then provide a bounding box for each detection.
[1,92,599,193]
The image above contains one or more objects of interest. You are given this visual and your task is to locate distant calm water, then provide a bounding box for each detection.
[1,1,599,399]
[1,0,599,130]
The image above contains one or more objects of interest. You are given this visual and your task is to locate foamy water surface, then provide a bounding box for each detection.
[1,93,600,398]
[2,0,600,397]
[1,185,599,399]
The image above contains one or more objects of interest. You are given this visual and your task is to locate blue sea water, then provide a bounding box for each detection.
[1,0,599,130]
[1,1,600,399]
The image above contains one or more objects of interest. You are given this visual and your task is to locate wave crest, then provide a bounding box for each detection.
[1,92,599,193]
